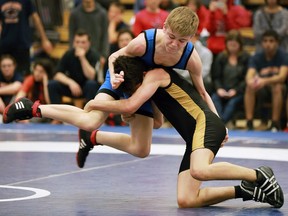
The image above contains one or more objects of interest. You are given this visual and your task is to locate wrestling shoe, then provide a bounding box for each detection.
[77,129,96,168]
[240,180,267,203]
[256,166,284,208]
[3,98,41,123]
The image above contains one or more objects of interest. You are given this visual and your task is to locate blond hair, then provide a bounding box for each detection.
[165,6,199,37]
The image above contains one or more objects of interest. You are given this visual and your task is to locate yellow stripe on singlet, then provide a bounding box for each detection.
[166,83,206,151]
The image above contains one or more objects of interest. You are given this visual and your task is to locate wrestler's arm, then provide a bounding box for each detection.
[186,49,219,116]
[108,33,146,89]
[85,69,167,114]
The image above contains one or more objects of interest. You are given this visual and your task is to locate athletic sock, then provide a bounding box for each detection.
[90,130,98,146]
[234,185,242,198]
[256,169,265,185]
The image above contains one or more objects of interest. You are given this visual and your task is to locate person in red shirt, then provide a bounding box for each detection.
[206,0,252,55]
[16,58,53,105]
[132,0,169,36]
[185,0,209,36]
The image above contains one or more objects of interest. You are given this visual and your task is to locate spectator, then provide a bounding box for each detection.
[253,0,288,52]
[117,29,135,50]
[175,33,214,95]
[160,0,178,12]
[0,0,53,76]
[206,0,252,55]
[0,55,22,113]
[211,30,250,125]
[15,58,54,123]
[185,0,209,36]
[133,0,146,14]
[132,0,169,36]
[69,0,109,69]
[244,30,288,132]
[108,2,130,55]
[16,58,53,104]
[48,30,101,108]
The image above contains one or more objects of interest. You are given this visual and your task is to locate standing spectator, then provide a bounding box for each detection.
[211,30,250,125]
[0,55,22,113]
[132,0,169,36]
[107,2,130,55]
[185,0,209,36]
[206,0,252,55]
[0,0,53,76]
[253,0,288,52]
[48,30,101,107]
[69,0,109,70]
[133,0,145,14]
[244,30,288,131]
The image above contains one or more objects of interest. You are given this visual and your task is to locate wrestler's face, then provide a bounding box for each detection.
[163,26,191,53]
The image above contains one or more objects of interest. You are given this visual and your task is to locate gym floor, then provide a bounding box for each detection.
[0,123,287,216]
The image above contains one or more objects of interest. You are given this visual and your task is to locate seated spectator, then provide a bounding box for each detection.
[15,58,54,123]
[117,29,135,50]
[253,0,288,52]
[244,30,288,131]
[0,55,22,114]
[175,33,214,95]
[108,2,130,55]
[69,0,109,72]
[16,59,53,104]
[132,0,169,36]
[211,30,250,125]
[48,29,101,108]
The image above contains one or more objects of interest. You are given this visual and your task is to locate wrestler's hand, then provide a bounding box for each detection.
[121,113,135,123]
[111,71,124,89]
[221,128,229,148]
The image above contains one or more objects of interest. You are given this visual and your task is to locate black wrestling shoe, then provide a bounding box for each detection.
[240,180,267,203]
[256,166,284,208]
[3,98,41,123]
[77,129,94,168]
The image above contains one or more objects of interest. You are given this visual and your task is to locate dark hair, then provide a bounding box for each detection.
[117,28,135,41]
[225,29,243,51]
[0,54,17,66]
[113,56,149,94]
[261,29,280,42]
[33,58,54,79]
[75,29,91,41]
[109,2,125,13]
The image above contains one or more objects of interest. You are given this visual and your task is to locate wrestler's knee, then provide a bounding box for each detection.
[190,167,209,181]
